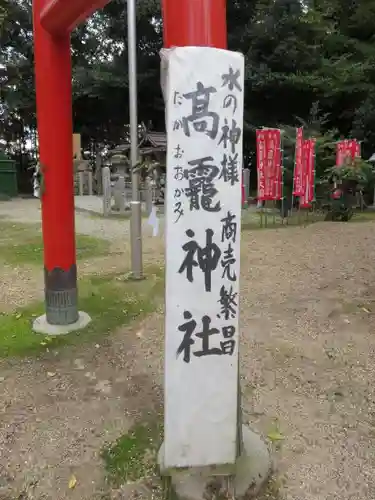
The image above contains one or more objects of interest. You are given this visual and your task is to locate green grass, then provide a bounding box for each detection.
[0,220,37,241]
[101,416,284,498]
[0,266,164,358]
[350,210,375,222]
[0,221,110,265]
[241,208,375,231]
[241,209,326,231]
[258,476,285,500]
[101,416,163,486]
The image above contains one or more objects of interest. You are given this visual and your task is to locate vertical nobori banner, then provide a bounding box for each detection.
[352,140,361,158]
[300,139,316,208]
[256,130,266,200]
[256,129,282,200]
[293,127,304,196]
[164,47,244,468]
[336,139,361,166]
[273,130,282,200]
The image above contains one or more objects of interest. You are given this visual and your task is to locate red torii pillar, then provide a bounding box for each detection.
[32,0,227,328]
[161,0,227,49]
[33,0,111,329]
[33,0,77,328]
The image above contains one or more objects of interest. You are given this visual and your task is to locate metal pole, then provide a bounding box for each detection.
[127,0,143,279]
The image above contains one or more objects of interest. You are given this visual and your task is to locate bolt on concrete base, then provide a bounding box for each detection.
[32,311,91,336]
[158,425,272,500]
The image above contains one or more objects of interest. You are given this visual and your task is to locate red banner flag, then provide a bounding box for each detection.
[241,172,246,207]
[256,128,282,201]
[350,139,361,159]
[300,138,316,208]
[274,132,282,200]
[336,139,361,166]
[256,129,266,200]
[293,127,304,196]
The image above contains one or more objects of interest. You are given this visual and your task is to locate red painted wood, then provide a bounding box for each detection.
[40,0,111,35]
[33,0,76,270]
[162,0,227,49]
[34,0,228,273]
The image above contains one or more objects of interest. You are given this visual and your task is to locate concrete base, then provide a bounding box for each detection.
[32,311,91,336]
[158,426,271,500]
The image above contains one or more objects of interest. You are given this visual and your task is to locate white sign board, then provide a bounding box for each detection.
[164,47,245,469]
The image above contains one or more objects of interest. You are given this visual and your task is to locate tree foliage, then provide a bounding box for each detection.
[2,0,375,170]
[323,158,375,192]
[281,103,338,186]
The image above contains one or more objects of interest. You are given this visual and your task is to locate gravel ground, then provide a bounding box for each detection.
[132,222,375,500]
[0,198,159,242]
[0,198,264,242]
[0,198,375,499]
[239,222,375,500]
[0,264,43,311]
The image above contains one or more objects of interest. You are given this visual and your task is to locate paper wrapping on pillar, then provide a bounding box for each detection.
[164,47,244,469]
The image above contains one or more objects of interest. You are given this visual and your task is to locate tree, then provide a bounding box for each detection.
[240,0,328,127]
[3,0,375,167]
[312,0,375,148]
[1,0,35,138]
[277,102,337,208]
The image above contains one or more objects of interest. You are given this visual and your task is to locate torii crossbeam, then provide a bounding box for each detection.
[32,0,226,331]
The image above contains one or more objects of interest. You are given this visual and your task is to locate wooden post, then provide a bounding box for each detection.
[78,171,84,196]
[163,46,243,470]
[88,171,93,195]
[102,166,111,217]
[73,133,82,160]
[145,178,153,215]
[162,0,227,48]
[243,168,250,201]
[95,154,103,194]
[159,46,270,498]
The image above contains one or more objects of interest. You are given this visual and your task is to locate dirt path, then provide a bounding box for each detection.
[0,198,160,242]
[127,222,375,500]
[1,198,375,499]
[0,319,162,500]
[238,222,375,500]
